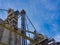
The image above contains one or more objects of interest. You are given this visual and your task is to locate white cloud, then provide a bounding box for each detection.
[52,24,59,31]
[40,0,59,11]
[54,34,60,42]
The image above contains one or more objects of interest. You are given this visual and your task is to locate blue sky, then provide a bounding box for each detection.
[0,0,60,42]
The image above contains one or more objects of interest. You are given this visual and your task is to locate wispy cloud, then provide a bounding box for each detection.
[54,34,60,42]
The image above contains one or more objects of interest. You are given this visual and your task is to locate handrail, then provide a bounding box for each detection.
[0,24,47,44]
[0,24,37,43]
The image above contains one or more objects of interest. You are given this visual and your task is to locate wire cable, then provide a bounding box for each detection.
[0,9,8,11]
[25,15,37,32]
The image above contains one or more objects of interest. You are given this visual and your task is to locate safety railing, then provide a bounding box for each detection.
[0,23,48,45]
